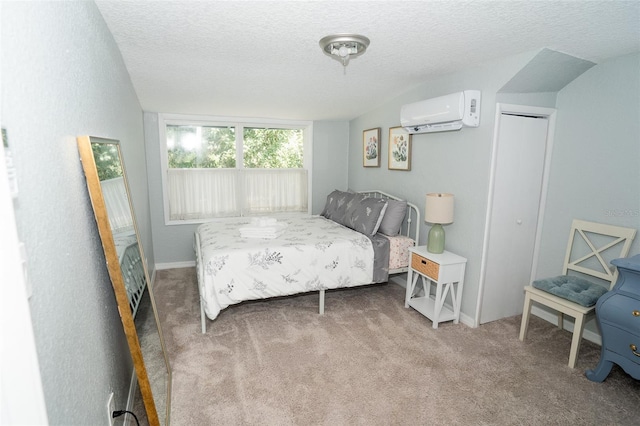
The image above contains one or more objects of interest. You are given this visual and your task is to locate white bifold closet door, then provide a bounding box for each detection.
[480,112,549,324]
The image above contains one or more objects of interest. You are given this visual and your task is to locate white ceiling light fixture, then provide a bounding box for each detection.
[319,34,370,73]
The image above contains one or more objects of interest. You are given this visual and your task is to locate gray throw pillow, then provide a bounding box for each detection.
[344,196,388,236]
[378,199,407,236]
[321,190,354,223]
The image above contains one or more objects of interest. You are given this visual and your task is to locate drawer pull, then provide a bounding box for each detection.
[633,310,640,317]
[631,344,640,357]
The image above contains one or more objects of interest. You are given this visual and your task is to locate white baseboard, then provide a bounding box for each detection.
[389,274,407,288]
[125,371,138,425]
[459,312,476,328]
[530,305,602,345]
[155,260,196,270]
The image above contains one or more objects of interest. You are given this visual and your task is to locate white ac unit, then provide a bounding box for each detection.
[400,90,481,134]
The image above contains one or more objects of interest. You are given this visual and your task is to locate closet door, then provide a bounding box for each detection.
[480,112,549,324]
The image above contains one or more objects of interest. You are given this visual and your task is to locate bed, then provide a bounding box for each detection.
[194,190,420,332]
[113,229,147,317]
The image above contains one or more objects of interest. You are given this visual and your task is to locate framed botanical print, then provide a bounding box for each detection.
[388,126,412,171]
[363,127,381,167]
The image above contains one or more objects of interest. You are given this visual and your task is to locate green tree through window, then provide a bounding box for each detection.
[166,125,302,169]
[166,125,236,168]
[243,128,303,168]
[91,143,122,181]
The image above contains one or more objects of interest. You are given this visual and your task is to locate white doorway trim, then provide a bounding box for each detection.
[0,143,49,424]
[474,103,557,326]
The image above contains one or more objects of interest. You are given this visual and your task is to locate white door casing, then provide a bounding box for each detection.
[476,104,557,325]
[0,142,49,424]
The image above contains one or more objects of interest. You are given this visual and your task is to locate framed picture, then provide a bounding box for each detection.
[362,127,381,167]
[388,126,412,171]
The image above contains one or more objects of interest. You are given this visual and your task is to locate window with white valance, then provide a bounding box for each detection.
[159,114,313,224]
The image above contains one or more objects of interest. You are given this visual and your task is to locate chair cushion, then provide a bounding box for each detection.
[531,275,608,307]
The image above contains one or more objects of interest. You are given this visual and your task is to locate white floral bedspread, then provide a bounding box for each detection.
[195,215,374,320]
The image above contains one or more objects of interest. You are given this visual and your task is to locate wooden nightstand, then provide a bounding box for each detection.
[405,246,467,329]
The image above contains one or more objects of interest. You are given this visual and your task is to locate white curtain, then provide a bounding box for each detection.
[243,169,308,214]
[100,177,134,232]
[167,168,307,220]
[168,169,240,220]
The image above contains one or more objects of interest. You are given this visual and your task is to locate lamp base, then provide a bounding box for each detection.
[427,223,445,254]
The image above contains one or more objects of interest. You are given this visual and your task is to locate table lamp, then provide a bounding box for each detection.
[425,193,454,254]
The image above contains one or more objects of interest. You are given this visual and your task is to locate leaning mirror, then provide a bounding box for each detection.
[77,136,171,426]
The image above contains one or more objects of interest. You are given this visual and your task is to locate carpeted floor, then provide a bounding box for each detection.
[152,267,640,425]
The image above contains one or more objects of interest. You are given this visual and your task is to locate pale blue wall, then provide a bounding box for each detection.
[2,2,150,423]
[348,51,540,321]
[535,52,640,278]
[495,92,557,108]
[144,114,349,264]
[310,120,350,214]
[7,3,636,421]
[347,50,639,324]
[143,112,195,267]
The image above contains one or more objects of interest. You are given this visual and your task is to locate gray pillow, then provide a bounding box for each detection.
[378,199,407,236]
[320,190,354,222]
[344,196,388,236]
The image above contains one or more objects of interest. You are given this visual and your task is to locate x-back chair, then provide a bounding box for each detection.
[519,219,636,368]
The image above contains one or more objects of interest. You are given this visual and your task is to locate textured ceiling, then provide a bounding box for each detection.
[95,1,640,121]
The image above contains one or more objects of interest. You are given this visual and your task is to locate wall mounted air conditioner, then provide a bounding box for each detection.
[400,90,481,134]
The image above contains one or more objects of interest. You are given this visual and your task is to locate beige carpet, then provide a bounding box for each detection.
[152,267,640,425]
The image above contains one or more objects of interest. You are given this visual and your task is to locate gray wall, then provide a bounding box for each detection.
[535,52,640,277]
[495,92,557,108]
[310,120,350,214]
[5,3,635,422]
[347,50,640,325]
[348,51,540,322]
[144,113,350,264]
[2,2,151,424]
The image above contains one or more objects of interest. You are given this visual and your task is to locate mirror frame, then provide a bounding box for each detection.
[77,135,171,426]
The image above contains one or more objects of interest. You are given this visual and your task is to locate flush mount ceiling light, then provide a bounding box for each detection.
[319,33,370,71]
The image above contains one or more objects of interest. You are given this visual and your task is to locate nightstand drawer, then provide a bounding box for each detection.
[411,254,439,280]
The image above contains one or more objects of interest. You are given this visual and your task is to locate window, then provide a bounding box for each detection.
[159,114,312,224]
[92,143,133,233]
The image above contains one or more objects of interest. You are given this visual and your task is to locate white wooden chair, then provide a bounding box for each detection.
[519,219,636,368]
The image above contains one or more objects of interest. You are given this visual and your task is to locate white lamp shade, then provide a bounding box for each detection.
[425,193,454,224]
